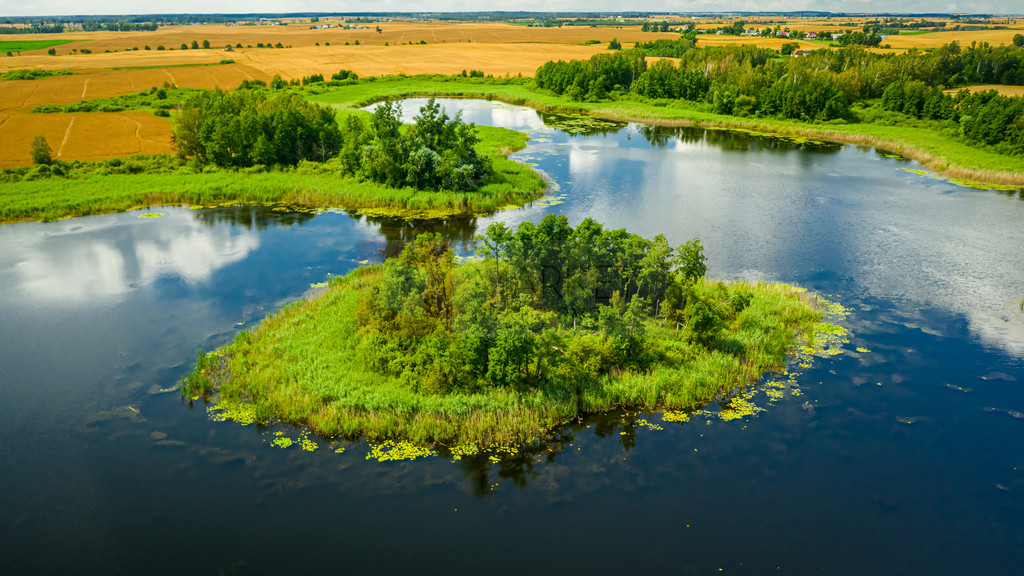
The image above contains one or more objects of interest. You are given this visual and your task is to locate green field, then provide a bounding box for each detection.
[0,39,76,52]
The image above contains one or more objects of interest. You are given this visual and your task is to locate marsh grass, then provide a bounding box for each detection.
[193,267,827,446]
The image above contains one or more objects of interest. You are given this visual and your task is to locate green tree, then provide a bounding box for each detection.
[675,237,707,284]
[30,135,52,165]
[201,39,210,49]
[686,297,723,348]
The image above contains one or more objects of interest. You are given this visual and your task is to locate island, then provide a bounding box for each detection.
[184,215,836,448]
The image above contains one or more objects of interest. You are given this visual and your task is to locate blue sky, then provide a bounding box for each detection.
[0,1,1014,18]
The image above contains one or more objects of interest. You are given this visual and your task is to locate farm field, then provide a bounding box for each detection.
[0,22,645,167]
[1,18,1023,168]
[944,84,1024,97]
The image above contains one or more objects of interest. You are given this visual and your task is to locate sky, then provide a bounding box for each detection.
[0,1,1016,18]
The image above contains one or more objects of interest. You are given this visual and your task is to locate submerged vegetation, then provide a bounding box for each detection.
[185,216,833,447]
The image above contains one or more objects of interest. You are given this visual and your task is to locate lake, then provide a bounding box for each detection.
[1,98,1022,575]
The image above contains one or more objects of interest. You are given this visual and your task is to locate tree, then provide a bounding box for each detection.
[201,39,210,49]
[30,135,52,165]
[608,37,621,50]
[1014,34,1024,47]
[191,40,199,50]
[675,237,707,284]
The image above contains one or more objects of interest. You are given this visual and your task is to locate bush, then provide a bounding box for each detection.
[30,135,52,165]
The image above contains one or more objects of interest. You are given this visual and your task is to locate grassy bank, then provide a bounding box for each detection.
[310,76,1024,188]
[0,123,544,224]
[191,264,838,447]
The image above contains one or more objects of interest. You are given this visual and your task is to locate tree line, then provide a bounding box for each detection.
[172,88,343,167]
[80,21,158,32]
[172,89,492,191]
[535,40,1024,152]
[356,215,718,393]
[0,24,64,34]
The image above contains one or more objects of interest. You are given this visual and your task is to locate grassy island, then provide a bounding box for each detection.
[186,216,837,447]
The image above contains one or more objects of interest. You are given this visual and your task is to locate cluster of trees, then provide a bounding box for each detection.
[534,40,1024,144]
[640,21,671,33]
[954,90,1024,154]
[356,216,716,393]
[80,21,158,32]
[535,50,647,101]
[0,24,64,34]
[632,35,697,58]
[337,98,491,192]
[836,31,883,47]
[173,88,342,167]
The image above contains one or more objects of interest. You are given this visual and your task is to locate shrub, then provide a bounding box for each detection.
[30,135,52,165]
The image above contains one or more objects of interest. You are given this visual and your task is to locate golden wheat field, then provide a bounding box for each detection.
[1,18,1022,167]
[944,84,1024,97]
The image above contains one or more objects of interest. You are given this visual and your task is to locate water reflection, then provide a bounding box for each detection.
[637,124,844,155]
[347,212,481,259]
[193,205,318,230]
[4,210,260,301]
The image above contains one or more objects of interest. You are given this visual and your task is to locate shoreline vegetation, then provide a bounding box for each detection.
[185,218,845,448]
[0,98,546,224]
[310,76,1024,189]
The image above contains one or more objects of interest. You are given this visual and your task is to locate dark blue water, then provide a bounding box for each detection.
[1,99,1022,575]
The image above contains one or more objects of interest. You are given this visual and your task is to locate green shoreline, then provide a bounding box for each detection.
[0,123,545,225]
[308,77,1024,189]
